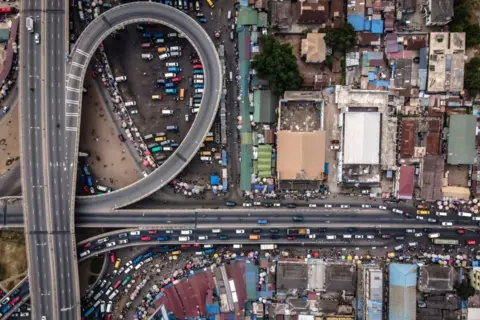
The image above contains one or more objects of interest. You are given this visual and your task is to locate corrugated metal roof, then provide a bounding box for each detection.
[347,14,365,31]
[238,7,259,25]
[257,144,272,178]
[400,119,415,158]
[343,112,381,165]
[398,166,414,200]
[253,90,277,123]
[447,115,476,165]
[389,264,417,320]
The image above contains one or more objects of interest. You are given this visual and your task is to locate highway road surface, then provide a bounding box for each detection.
[19,0,56,318]
[69,2,221,212]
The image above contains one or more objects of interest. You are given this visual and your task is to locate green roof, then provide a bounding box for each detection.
[0,29,9,42]
[238,8,258,26]
[258,12,268,27]
[447,114,476,165]
[253,90,277,123]
[257,144,272,178]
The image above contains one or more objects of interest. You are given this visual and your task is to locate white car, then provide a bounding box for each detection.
[405,229,415,233]
[308,234,316,239]
[35,33,40,44]
[392,208,403,214]
[233,244,242,248]
[414,233,423,237]
[273,203,281,207]
[309,204,317,208]
[198,236,208,240]
[243,202,252,207]
[378,206,387,210]
[253,202,262,206]
[361,204,371,208]
[441,221,453,226]
[130,231,140,236]
[106,241,116,248]
[354,234,364,239]
[166,62,179,67]
[415,216,424,220]
[340,204,350,209]
[119,239,128,244]
[185,114,189,122]
[181,230,193,235]
[324,204,332,208]
[366,235,375,239]
[166,230,174,234]
[236,229,245,234]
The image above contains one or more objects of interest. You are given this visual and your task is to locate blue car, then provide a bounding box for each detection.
[193,84,204,89]
[157,236,168,241]
[257,219,268,224]
[142,33,152,38]
[193,69,203,75]
[168,67,182,72]
[199,17,207,23]
[165,88,177,94]
[203,248,214,254]
[153,33,164,38]
[165,82,176,88]
[80,174,86,184]
[87,176,93,187]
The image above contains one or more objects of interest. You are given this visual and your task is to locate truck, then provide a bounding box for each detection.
[432,238,459,245]
[287,228,310,235]
[260,244,277,250]
[26,17,34,33]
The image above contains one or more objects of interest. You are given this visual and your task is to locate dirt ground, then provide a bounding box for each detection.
[79,76,141,191]
[280,100,320,131]
[0,232,27,290]
[0,104,19,175]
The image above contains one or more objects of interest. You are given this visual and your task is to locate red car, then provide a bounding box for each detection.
[83,185,89,193]
[191,59,201,64]
[118,134,125,142]
[287,236,296,240]
[10,296,20,306]
[171,77,183,83]
[193,243,200,247]
[84,242,92,248]
[140,236,151,241]
[91,71,96,78]
[193,64,203,69]
[110,252,115,263]
[466,240,477,245]
[456,229,466,235]
[148,230,157,235]
[180,244,191,248]
[381,234,392,239]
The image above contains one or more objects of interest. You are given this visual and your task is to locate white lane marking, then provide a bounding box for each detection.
[65,127,77,132]
[66,87,80,93]
[65,100,78,105]
[75,49,89,57]
[70,62,84,68]
[65,113,78,117]
[68,74,81,81]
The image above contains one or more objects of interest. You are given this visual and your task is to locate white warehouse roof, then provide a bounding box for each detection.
[343,112,381,165]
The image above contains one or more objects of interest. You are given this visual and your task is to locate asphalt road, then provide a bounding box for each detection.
[19,0,56,317]
[68,2,222,212]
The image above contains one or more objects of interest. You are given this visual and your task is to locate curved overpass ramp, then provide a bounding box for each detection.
[67,2,222,212]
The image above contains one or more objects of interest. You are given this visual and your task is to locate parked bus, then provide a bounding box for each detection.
[180,88,185,100]
[432,238,459,245]
[121,276,131,286]
[151,146,163,153]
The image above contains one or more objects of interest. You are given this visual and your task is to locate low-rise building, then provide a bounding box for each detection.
[425,0,454,26]
[389,264,417,320]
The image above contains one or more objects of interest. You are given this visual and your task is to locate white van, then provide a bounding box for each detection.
[169,46,182,51]
[170,51,182,58]
[342,234,352,239]
[233,244,242,248]
[124,101,136,107]
[428,233,440,238]
[194,75,204,79]
[212,229,222,233]
[195,88,204,94]
[80,250,90,258]
[141,53,153,60]
[106,301,113,313]
[164,72,176,78]
[181,230,192,235]
[458,211,472,217]
[191,108,200,114]
[194,79,203,84]
[159,53,170,60]
[198,235,208,240]
[179,236,190,241]
[394,244,404,251]
[227,10,232,19]
[96,185,112,193]
[473,216,480,221]
[162,109,174,115]
[229,71,233,81]
[200,156,212,161]
[326,235,336,240]
[435,211,448,216]
[115,75,127,82]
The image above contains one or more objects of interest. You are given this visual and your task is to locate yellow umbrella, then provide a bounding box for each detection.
[347,255,353,261]
[173,255,178,260]
[214,253,219,258]
[356,260,362,265]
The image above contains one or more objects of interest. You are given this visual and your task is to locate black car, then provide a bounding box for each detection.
[427,218,437,223]
[318,228,327,232]
[347,227,357,233]
[225,201,237,207]
[269,228,279,233]
[395,236,405,241]
[264,203,273,207]
[270,235,280,240]
[404,212,413,218]
[423,228,433,232]
[286,203,296,209]
[252,229,261,234]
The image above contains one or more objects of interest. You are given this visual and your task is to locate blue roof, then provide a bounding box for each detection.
[371,20,384,34]
[389,264,417,287]
[210,175,219,185]
[348,14,365,31]
[367,300,383,320]
[368,72,376,81]
[419,48,428,69]
[364,20,371,31]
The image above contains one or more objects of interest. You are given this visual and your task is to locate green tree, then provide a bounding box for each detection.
[465,24,480,48]
[465,57,480,97]
[251,35,303,96]
[456,280,475,300]
[323,23,356,53]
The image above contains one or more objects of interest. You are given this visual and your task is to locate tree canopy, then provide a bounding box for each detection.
[465,57,480,97]
[323,23,356,52]
[251,35,303,96]
[449,0,480,47]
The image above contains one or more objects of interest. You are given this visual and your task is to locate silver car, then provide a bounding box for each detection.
[34,33,40,44]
